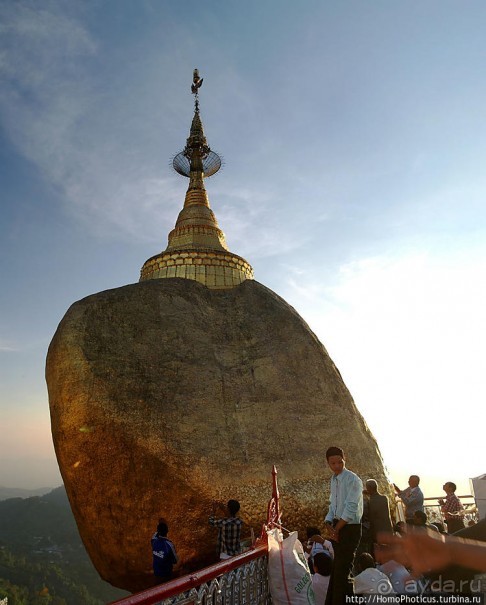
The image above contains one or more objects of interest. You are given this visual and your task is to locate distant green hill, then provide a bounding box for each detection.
[0,486,54,501]
[0,487,129,604]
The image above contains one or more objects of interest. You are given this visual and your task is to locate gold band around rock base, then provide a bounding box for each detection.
[140,250,254,289]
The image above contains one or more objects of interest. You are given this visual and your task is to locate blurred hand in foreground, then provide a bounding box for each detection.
[376,528,486,576]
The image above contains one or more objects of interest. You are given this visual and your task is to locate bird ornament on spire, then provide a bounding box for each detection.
[191,69,203,94]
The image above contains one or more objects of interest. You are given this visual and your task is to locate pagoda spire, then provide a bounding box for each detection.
[140,69,253,289]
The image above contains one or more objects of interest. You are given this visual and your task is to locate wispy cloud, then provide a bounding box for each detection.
[0,2,197,244]
[0,2,96,163]
[209,180,312,259]
[281,244,486,482]
[0,2,325,252]
[0,339,17,352]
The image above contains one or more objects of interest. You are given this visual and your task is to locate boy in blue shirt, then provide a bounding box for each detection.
[151,521,178,583]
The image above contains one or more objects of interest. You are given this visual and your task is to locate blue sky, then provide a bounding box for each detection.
[1,1,485,499]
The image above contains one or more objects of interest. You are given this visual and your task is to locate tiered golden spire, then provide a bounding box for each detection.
[140,69,253,289]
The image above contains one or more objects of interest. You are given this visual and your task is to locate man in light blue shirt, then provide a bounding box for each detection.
[324,446,363,605]
[393,475,424,522]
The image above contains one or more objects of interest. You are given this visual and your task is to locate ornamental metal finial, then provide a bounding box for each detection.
[172,69,222,178]
[191,68,203,112]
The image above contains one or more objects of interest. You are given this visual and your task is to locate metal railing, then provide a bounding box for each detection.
[111,466,280,605]
[424,494,478,529]
[393,493,479,529]
[111,545,270,605]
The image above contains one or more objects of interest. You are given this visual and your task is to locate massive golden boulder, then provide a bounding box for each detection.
[46,278,389,592]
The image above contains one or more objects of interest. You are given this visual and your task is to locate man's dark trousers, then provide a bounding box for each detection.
[325,524,361,605]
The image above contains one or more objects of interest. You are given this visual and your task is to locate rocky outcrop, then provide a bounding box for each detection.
[46,278,389,592]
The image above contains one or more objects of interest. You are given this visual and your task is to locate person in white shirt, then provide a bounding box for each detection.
[377,558,417,594]
[324,446,364,605]
[353,553,395,595]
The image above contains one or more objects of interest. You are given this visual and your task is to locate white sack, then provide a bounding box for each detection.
[267,528,315,605]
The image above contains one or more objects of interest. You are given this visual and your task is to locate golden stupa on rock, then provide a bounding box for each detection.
[140,69,253,289]
[47,69,391,592]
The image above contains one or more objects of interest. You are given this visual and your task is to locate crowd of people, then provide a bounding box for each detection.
[306,446,485,604]
[150,446,485,603]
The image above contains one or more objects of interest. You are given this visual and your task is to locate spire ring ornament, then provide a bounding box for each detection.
[172,150,222,178]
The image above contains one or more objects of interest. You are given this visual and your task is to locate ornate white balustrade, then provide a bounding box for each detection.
[154,553,270,605]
